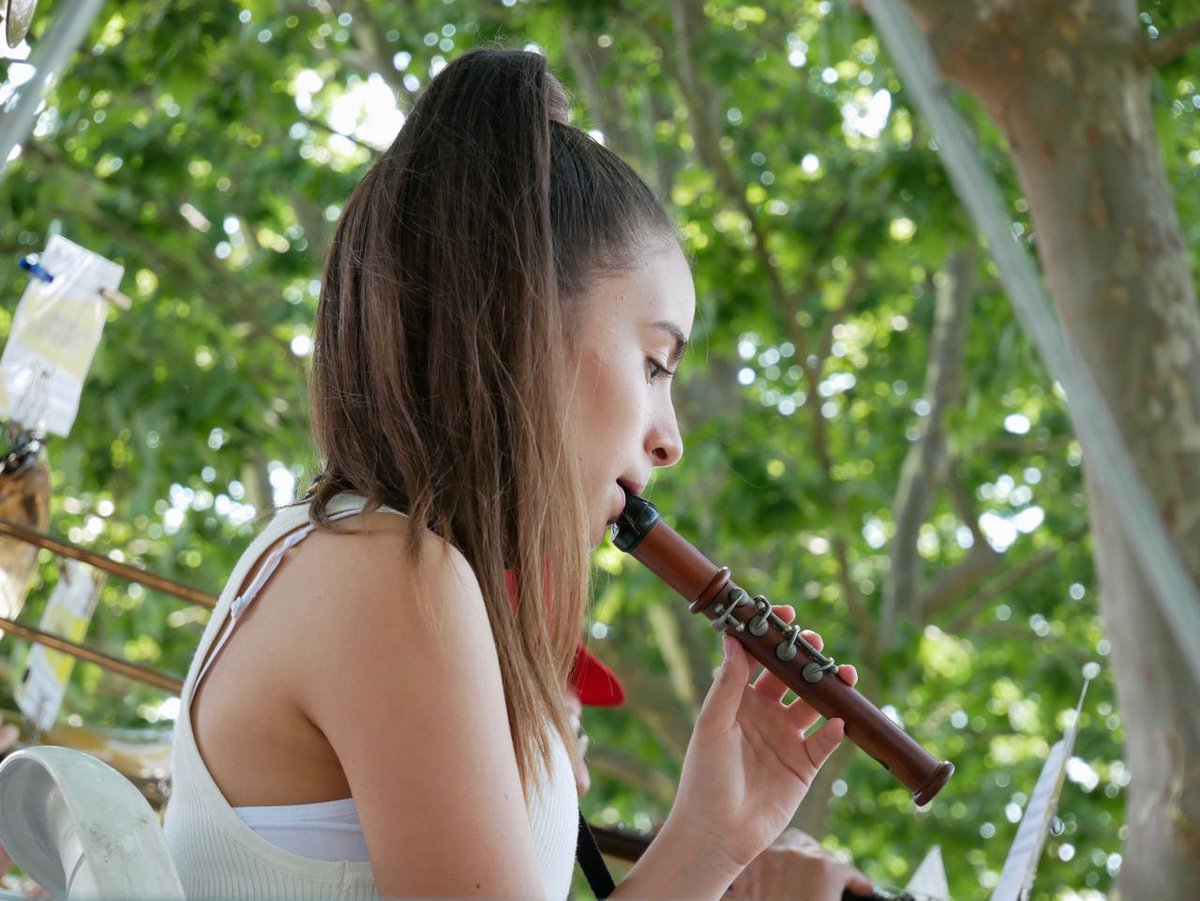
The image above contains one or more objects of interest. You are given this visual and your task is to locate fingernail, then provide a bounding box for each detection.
[713,636,733,678]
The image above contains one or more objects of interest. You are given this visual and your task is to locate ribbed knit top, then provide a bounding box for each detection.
[163,494,578,899]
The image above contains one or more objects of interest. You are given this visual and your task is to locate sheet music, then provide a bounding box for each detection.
[14,559,104,731]
[0,234,123,436]
[905,844,951,898]
[990,682,1088,901]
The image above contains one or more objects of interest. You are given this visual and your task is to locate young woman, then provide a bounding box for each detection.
[164,48,868,900]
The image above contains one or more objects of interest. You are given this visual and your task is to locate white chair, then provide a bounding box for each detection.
[0,746,184,900]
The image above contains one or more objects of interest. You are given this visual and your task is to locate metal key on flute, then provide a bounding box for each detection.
[611,489,953,806]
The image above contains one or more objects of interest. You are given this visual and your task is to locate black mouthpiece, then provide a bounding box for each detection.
[611,490,661,553]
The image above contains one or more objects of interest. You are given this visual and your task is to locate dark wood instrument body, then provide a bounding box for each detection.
[622,510,953,805]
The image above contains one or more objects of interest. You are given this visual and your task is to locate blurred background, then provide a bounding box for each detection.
[3,1,1200,898]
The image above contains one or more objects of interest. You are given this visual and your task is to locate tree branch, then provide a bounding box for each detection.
[656,0,806,357]
[295,111,384,154]
[646,603,703,713]
[558,29,618,134]
[601,635,695,762]
[943,525,1088,634]
[882,244,975,640]
[1145,18,1200,68]
[324,0,416,106]
[798,265,877,659]
[945,457,985,547]
[919,542,1002,622]
[652,0,878,655]
[665,588,722,709]
[586,745,678,804]
[971,434,1075,455]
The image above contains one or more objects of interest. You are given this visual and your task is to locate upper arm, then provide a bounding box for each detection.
[280,521,544,899]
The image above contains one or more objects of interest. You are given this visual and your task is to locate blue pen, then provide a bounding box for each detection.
[18,257,54,283]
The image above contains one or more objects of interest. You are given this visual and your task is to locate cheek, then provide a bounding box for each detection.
[578,348,636,428]
[570,346,647,491]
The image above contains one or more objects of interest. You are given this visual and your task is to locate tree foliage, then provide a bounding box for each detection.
[3,1,1197,897]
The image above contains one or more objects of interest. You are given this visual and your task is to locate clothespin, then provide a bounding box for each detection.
[98,287,132,311]
[18,255,132,310]
[17,255,53,283]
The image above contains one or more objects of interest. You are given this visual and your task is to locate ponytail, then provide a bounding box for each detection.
[310,48,672,785]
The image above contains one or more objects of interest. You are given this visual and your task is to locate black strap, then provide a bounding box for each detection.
[576,811,616,899]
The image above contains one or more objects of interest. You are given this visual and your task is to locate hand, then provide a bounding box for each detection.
[724,828,874,901]
[665,610,859,878]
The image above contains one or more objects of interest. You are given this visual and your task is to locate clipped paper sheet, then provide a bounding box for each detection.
[0,234,123,436]
[905,845,951,899]
[14,559,104,731]
[990,684,1087,901]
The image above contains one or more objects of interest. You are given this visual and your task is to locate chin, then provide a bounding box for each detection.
[590,520,613,549]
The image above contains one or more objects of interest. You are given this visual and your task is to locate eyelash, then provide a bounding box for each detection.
[647,358,677,382]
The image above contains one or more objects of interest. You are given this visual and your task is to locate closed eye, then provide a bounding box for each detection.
[647,358,677,382]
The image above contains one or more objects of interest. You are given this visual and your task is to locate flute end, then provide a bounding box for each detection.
[912,760,955,806]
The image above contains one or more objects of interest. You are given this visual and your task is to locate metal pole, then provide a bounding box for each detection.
[0,0,105,182]
[0,517,217,609]
[0,614,183,693]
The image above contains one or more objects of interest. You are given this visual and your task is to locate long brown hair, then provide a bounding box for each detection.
[308,48,673,785]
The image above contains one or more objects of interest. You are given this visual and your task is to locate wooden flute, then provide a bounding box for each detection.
[611,490,953,806]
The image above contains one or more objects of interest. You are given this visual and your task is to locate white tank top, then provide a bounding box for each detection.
[163,494,579,899]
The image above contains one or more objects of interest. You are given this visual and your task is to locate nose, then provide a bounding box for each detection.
[648,402,684,468]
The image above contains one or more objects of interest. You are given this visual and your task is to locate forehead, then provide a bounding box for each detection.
[578,243,696,336]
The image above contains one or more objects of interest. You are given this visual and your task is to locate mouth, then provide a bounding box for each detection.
[608,479,646,525]
[617,478,646,498]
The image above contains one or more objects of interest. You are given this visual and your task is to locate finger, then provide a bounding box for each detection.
[752,665,790,702]
[844,866,876,896]
[748,608,795,700]
[784,692,825,733]
[771,827,821,850]
[755,630,840,704]
[797,717,845,778]
[698,635,752,732]
[781,663,854,731]
[752,624,816,701]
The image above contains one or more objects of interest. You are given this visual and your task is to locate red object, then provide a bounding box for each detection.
[569,644,625,707]
[505,568,625,707]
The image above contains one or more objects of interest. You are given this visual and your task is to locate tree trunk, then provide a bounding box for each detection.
[903,2,1200,896]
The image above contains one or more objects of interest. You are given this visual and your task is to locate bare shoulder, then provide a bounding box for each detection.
[264,510,542,897]
[286,510,485,622]
[266,509,495,706]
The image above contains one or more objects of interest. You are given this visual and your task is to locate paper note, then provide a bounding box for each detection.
[905,844,951,898]
[0,234,123,436]
[990,684,1088,901]
[14,559,104,731]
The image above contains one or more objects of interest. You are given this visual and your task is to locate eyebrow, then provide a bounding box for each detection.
[650,320,690,364]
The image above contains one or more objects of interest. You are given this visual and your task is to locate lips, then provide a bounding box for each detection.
[608,479,646,525]
[617,477,646,498]
[607,484,627,525]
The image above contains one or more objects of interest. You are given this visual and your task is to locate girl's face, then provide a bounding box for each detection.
[566,240,697,545]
